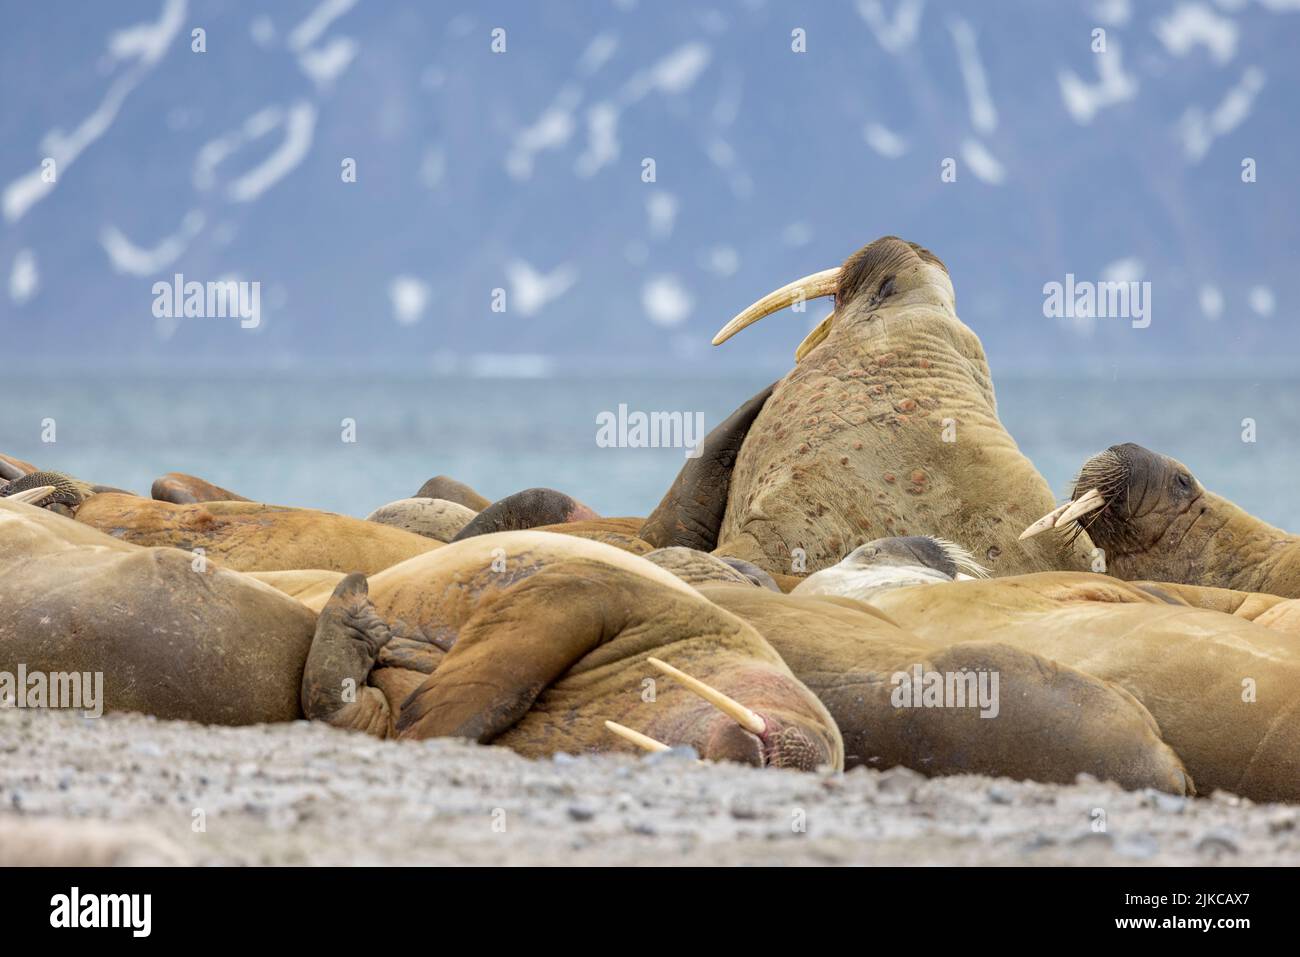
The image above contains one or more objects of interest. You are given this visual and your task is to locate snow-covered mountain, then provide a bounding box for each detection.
[2,0,1297,374]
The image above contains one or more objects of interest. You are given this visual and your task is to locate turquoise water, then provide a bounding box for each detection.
[4,373,1299,532]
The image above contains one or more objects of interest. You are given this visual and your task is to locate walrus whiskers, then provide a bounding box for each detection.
[1021,449,1128,542]
[647,657,766,735]
[603,720,671,753]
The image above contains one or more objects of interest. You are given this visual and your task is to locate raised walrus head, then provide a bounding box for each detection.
[696,236,1092,578]
[1022,443,1300,597]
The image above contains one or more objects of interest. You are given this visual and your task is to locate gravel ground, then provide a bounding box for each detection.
[1,708,1297,866]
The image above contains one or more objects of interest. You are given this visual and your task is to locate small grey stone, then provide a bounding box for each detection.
[729,801,759,820]
[567,804,595,822]
[1143,788,1187,813]
[1115,833,1159,860]
[1069,830,1114,848]
[1195,830,1239,856]
[877,766,924,794]
[987,785,1014,805]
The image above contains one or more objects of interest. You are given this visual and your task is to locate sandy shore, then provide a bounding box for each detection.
[1,708,1296,866]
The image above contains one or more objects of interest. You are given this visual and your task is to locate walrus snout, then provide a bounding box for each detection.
[0,469,93,515]
[702,721,765,767]
[699,713,831,771]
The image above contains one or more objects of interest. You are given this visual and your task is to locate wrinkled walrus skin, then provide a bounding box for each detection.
[696,583,1191,793]
[531,517,652,555]
[299,531,843,770]
[869,572,1300,803]
[73,494,440,574]
[365,497,477,542]
[0,500,317,723]
[712,237,1092,578]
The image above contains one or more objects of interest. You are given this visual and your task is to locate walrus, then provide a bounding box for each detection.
[298,532,843,769]
[1023,442,1300,599]
[0,470,94,516]
[413,474,491,511]
[792,536,987,601]
[531,517,653,555]
[641,546,759,587]
[151,471,251,504]
[0,498,318,723]
[1,504,839,769]
[451,487,601,542]
[696,583,1191,793]
[860,571,1300,803]
[72,493,441,574]
[703,236,1092,578]
[366,497,477,542]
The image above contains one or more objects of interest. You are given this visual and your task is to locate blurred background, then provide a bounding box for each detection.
[2,0,1298,524]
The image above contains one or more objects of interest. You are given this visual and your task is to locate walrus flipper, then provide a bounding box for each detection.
[302,573,395,737]
[394,571,610,743]
[640,381,776,551]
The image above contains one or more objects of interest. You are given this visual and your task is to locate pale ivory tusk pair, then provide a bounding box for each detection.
[1019,488,1106,540]
[2,485,56,505]
[603,657,767,753]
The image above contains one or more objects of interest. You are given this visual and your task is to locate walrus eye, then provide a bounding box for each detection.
[1175,473,1191,492]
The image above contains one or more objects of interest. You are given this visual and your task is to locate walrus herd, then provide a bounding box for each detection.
[3,236,1298,804]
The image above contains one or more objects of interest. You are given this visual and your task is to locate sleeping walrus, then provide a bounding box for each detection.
[697,582,1191,793]
[72,493,441,574]
[297,532,842,769]
[863,571,1300,803]
[638,544,1189,793]
[0,502,840,769]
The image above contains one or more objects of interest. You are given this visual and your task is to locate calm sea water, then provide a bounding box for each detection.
[4,373,1299,532]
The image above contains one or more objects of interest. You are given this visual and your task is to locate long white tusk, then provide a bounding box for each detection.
[3,485,56,505]
[1019,501,1073,540]
[1056,488,1106,526]
[712,268,841,346]
[604,720,671,753]
[794,311,835,362]
[647,657,766,735]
